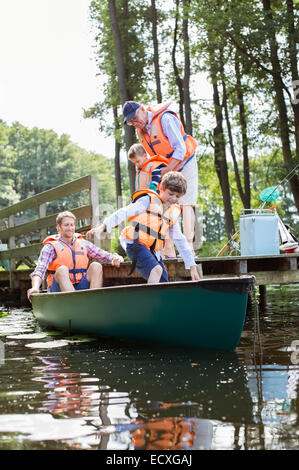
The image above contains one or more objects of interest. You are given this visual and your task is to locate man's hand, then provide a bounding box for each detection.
[27,275,43,302]
[190,265,201,281]
[27,287,39,303]
[111,254,124,268]
[161,158,182,176]
[86,224,107,240]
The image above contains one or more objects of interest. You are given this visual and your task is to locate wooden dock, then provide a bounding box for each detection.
[0,254,298,306]
[0,175,298,306]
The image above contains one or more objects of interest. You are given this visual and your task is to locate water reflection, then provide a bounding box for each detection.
[0,285,298,449]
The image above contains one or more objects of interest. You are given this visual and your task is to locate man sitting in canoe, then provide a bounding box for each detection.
[86,172,200,284]
[27,211,123,301]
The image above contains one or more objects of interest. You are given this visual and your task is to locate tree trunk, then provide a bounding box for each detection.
[219,50,246,208]
[172,0,185,126]
[235,52,251,208]
[109,0,135,193]
[182,0,192,134]
[151,0,162,103]
[222,74,246,206]
[113,105,122,205]
[286,0,299,164]
[262,0,299,212]
[212,78,235,237]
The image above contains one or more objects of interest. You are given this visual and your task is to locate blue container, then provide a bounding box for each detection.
[239,209,279,256]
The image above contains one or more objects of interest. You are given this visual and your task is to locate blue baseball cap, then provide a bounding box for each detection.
[123,101,141,123]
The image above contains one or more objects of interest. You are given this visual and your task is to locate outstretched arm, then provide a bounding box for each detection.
[86,223,107,240]
[86,196,151,239]
[169,221,201,280]
[27,275,43,302]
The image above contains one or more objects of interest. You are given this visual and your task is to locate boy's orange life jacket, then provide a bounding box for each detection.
[132,418,195,450]
[136,101,198,167]
[135,155,169,191]
[121,189,181,252]
[43,233,88,287]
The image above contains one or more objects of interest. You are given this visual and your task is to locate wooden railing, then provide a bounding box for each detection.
[0,175,100,288]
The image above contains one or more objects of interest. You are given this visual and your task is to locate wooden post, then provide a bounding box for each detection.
[89,176,111,252]
[197,263,203,278]
[8,215,17,289]
[38,203,47,291]
[193,205,203,251]
[289,257,297,271]
[236,259,248,274]
[259,285,267,311]
[89,176,100,247]
[38,203,47,241]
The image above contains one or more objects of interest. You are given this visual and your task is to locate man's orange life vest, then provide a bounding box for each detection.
[135,155,169,191]
[121,189,181,252]
[43,233,88,287]
[136,101,198,166]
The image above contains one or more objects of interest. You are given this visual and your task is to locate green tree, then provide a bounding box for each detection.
[0,121,19,210]
[203,0,299,211]
[1,121,119,217]
[8,123,74,199]
[88,0,150,193]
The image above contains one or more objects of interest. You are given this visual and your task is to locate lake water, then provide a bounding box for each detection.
[0,285,298,451]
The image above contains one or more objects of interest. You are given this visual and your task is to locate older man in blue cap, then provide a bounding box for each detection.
[122,100,199,256]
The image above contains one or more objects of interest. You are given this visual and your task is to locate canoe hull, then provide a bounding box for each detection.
[32,277,255,351]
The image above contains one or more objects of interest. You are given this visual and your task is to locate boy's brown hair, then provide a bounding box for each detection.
[128,143,146,160]
[56,211,76,226]
[160,171,187,195]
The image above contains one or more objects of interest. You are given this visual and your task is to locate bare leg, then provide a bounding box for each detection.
[182,205,195,253]
[54,265,75,292]
[86,262,103,289]
[147,264,163,284]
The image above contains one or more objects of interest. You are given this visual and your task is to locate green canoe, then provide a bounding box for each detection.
[32,276,255,351]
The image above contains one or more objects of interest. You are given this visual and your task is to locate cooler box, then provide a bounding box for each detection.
[239,209,279,256]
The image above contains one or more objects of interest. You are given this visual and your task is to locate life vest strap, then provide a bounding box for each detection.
[181,151,195,169]
[131,221,165,240]
[145,210,171,224]
[47,268,87,275]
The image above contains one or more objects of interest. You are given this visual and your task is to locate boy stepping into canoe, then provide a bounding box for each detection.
[86,172,200,284]
[27,211,123,301]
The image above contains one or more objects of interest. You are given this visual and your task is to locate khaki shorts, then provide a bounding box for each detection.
[179,155,198,206]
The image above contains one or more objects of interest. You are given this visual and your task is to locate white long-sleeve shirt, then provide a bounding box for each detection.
[103,195,195,269]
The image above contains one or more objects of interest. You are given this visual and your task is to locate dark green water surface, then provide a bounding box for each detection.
[0,285,298,450]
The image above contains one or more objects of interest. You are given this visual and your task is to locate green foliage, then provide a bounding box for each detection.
[197,149,298,245]
[87,0,150,138]
[0,120,123,215]
[0,120,19,208]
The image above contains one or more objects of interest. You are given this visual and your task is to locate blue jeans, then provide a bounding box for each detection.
[126,242,168,283]
[48,274,90,292]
